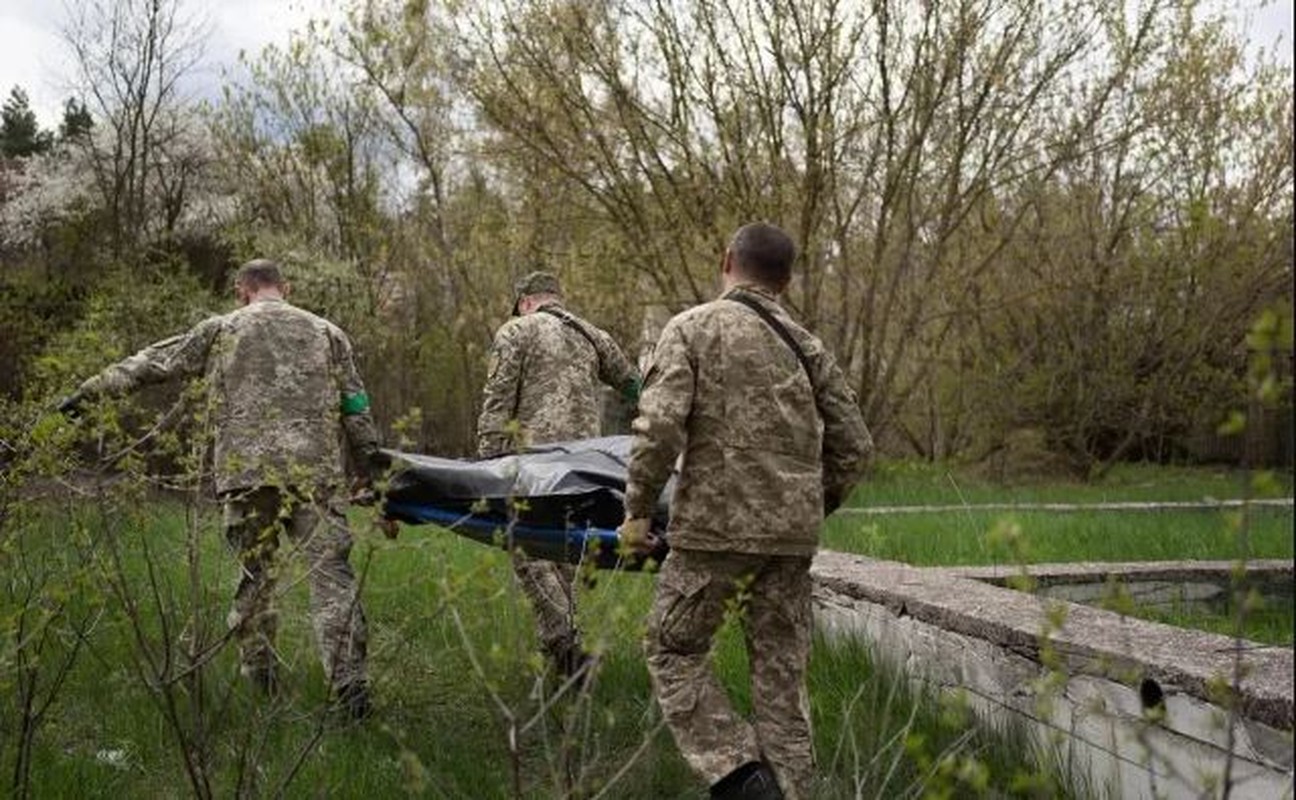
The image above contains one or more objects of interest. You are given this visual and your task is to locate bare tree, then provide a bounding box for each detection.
[956,6,1294,474]
[457,0,1188,449]
[62,0,208,255]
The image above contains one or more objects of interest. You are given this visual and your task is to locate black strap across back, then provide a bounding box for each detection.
[539,305,601,353]
[726,292,813,383]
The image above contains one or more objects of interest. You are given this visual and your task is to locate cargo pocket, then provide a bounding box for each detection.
[651,556,719,656]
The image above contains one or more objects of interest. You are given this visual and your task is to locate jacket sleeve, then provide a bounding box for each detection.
[593,328,642,405]
[624,320,693,519]
[78,318,221,398]
[330,327,382,480]
[476,324,525,458]
[812,347,872,513]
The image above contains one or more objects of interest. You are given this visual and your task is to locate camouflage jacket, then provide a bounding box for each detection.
[624,285,872,556]
[476,301,640,457]
[78,298,380,495]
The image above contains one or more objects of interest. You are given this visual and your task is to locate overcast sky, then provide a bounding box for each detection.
[0,0,333,127]
[0,0,1292,129]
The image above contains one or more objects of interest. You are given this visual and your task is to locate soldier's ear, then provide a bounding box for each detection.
[721,249,735,277]
[281,282,292,298]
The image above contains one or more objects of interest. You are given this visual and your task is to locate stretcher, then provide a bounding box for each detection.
[381,436,671,569]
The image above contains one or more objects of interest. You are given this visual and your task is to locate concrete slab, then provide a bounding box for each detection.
[811,550,1295,798]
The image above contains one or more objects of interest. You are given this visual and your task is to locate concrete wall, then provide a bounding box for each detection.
[954,560,1294,615]
[811,552,1295,799]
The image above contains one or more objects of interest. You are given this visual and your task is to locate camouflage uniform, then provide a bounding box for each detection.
[76,298,379,693]
[476,280,639,666]
[625,284,872,799]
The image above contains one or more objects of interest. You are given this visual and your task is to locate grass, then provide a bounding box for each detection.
[849,460,1294,507]
[827,460,1293,566]
[827,460,1294,647]
[7,461,1290,796]
[4,497,1070,799]
[821,507,1294,566]
[1125,600,1296,647]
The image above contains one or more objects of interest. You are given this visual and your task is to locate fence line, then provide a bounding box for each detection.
[837,498,1295,515]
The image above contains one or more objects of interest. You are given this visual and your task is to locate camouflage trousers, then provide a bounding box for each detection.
[223,487,368,691]
[512,554,581,661]
[645,548,814,800]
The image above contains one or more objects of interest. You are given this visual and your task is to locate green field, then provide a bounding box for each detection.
[5,461,1291,797]
[849,461,1294,507]
[826,461,1293,566]
[827,461,1294,646]
[822,505,1294,646]
[822,507,1294,566]
[4,500,1068,799]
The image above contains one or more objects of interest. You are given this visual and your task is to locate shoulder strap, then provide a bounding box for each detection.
[727,293,814,384]
[538,305,601,353]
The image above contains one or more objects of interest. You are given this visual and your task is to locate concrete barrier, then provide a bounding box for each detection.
[811,551,1294,799]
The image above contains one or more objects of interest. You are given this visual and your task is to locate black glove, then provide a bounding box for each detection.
[352,451,397,506]
[56,392,85,419]
[368,450,393,483]
[824,488,844,516]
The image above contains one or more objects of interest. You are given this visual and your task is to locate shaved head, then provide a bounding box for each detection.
[235,259,285,290]
[729,223,796,289]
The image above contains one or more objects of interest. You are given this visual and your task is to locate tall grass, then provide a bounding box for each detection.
[9,502,1070,798]
[822,508,1295,566]
[1128,601,1295,647]
[13,463,1285,795]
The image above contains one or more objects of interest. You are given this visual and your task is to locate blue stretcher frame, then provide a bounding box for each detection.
[383,500,665,571]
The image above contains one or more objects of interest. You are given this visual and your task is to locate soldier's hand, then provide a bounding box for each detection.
[374,514,400,540]
[617,517,657,556]
[56,392,85,419]
[367,451,393,483]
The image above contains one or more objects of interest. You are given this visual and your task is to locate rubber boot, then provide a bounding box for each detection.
[710,761,785,800]
[554,643,595,688]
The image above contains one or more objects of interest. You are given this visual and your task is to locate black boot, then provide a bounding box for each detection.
[710,762,785,800]
[555,644,595,688]
[334,681,372,721]
[247,665,278,697]
[546,635,594,686]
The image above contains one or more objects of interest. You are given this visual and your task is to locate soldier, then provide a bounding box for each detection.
[476,270,640,678]
[59,259,383,719]
[619,223,872,800]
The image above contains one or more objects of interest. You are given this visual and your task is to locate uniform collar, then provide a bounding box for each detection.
[722,283,780,302]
